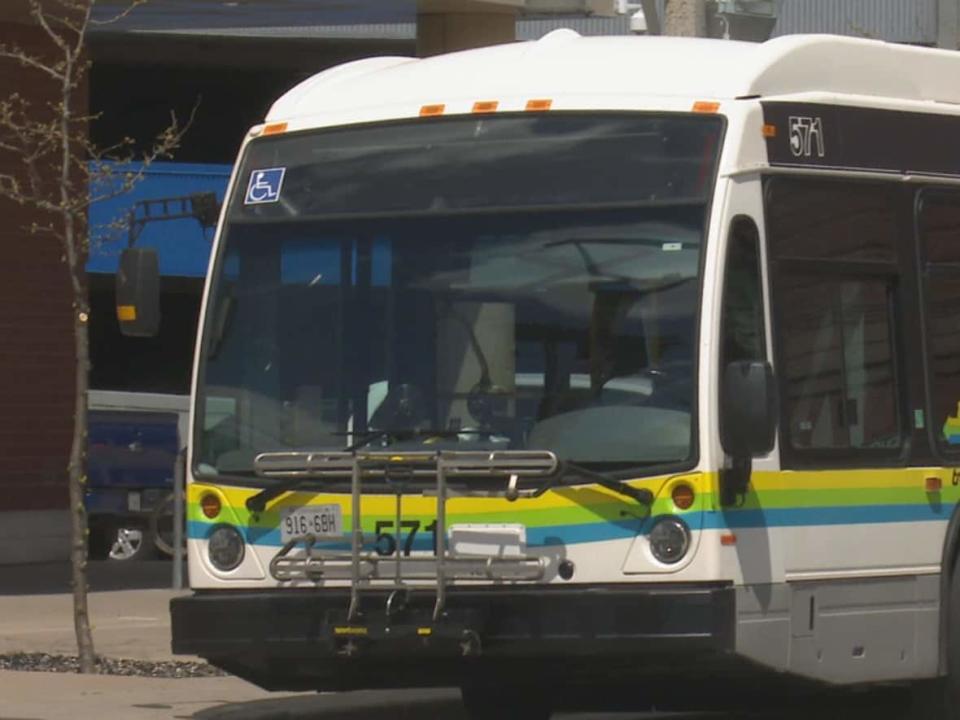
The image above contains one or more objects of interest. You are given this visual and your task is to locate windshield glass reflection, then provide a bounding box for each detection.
[195,114,721,478]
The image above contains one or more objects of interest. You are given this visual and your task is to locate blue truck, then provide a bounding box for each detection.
[85,162,229,560]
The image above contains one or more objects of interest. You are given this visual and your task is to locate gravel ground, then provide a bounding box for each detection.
[0,652,227,677]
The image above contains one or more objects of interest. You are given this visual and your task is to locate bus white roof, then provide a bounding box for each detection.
[267,31,960,125]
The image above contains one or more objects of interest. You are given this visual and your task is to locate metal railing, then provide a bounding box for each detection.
[254,449,558,623]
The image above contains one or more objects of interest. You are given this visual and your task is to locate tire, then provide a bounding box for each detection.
[107,525,157,562]
[460,684,552,720]
[87,521,113,560]
[903,559,960,719]
[150,491,186,558]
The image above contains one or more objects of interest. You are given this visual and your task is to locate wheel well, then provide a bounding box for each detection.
[939,501,960,674]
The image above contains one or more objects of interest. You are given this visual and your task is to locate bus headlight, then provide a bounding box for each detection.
[208,524,245,571]
[648,516,690,565]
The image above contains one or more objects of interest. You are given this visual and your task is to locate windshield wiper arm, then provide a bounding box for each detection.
[246,477,311,514]
[560,461,654,506]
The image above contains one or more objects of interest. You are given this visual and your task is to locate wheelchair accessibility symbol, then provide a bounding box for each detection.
[245,167,286,205]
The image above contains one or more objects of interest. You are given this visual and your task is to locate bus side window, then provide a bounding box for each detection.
[918,194,960,453]
[765,177,902,463]
[720,216,766,369]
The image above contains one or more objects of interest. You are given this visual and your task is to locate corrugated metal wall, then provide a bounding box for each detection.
[518,16,632,39]
[522,1,940,45]
[148,2,943,45]
[772,0,937,44]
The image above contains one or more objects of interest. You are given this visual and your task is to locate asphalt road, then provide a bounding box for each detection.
[191,689,909,720]
[186,682,915,720]
[0,561,917,720]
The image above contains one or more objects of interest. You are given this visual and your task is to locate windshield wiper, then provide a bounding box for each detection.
[560,461,654,506]
[245,446,652,515]
[245,428,493,513]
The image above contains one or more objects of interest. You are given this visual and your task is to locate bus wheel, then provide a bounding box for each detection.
[908,564,960,719]
[460,684,552,720]
[108,526,157,562]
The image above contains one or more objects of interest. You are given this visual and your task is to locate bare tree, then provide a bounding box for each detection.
[0,0,188,673]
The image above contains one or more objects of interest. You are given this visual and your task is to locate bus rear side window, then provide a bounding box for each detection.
[765,177,903,464]
[919,193,960,452]
[779,276,899,451]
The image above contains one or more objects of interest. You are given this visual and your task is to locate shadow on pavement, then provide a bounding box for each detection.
[0,559,182,595]
[193,689,466,720]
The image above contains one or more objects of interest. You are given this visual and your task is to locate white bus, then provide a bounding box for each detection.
[163,30,960,717]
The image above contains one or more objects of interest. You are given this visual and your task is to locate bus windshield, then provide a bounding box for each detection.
[195,113,723,478]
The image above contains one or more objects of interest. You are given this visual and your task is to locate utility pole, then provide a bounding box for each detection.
[663,0,707,36]
[938,0,960,49]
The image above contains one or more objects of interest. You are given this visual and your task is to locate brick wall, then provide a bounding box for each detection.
[0,18,82,515]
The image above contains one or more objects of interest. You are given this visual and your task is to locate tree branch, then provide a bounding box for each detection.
[29,0,72,56]
[90,0,148,26]
[0,46,66,82]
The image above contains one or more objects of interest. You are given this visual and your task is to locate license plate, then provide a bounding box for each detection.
[280,505,343,542]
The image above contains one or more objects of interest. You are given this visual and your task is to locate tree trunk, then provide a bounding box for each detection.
[664,0,707,37]
[68,293,95,673]
[59,40,96,673]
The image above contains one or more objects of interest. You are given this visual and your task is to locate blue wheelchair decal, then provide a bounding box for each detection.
[245,167,286,205]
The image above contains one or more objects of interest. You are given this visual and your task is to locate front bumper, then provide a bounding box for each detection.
[171,583,735,692]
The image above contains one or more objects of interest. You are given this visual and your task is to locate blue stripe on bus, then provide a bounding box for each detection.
[187,502,950,548]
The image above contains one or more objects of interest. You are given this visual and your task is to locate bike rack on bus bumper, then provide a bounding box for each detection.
[253,450,559,625]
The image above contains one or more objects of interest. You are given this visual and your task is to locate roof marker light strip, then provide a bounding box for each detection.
[420,103,446,117]
[525,99,553,112]
[473,100,499,113]
[692,101,721,114]
[262,122,288,135]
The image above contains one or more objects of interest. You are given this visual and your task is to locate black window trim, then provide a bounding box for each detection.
[718,214,768,368]
[915,187,960,462]
[763,174,911,470]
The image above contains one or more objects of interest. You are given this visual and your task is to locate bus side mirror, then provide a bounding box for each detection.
[116,248,160,337]
[721,360,778,457]
[719,360,778,505]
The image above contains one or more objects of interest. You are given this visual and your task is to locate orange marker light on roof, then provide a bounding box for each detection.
[525,98,553,112]
[473,100,499,114]
[262,122,288,136]
[692,101,721,114]
[420,103,445,117]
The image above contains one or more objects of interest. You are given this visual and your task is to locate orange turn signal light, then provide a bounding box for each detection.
[926,477,943,493]
[671,483,695,510]
[721,533,737,546]
[762,123,777,138]
[201,493,222,519]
